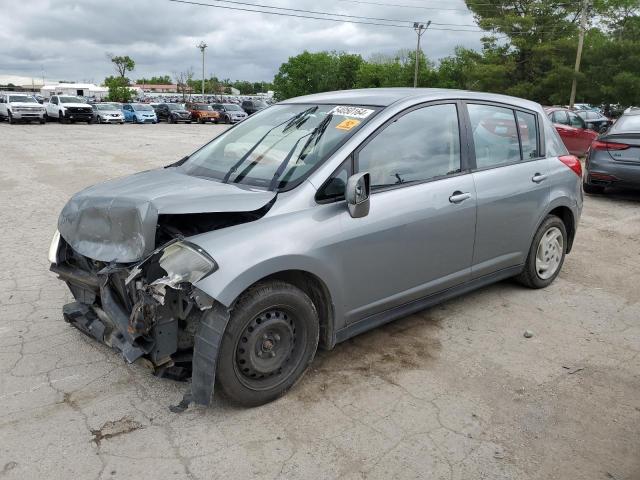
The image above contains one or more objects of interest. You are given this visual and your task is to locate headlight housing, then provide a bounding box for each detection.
[48,229,61,264]
[157,241,217,285]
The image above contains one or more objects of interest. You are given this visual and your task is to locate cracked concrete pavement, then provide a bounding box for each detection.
[0,122,639,480]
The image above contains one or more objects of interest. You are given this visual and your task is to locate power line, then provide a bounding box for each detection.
[171,0,480,26]
[167,0,580,35]
[167,0,486,31]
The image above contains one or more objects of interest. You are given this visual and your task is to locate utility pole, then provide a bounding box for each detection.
[197,41,207,100]
[413,21,431,88]
[569,0,588,108]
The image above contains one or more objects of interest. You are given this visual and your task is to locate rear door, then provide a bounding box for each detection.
[466,102,551,278]
[567,111,597,155]
[331,101,477,323]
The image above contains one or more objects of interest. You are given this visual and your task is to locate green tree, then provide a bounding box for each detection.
[136,75,172,85]
[108,54,135,79]
[273,51,364,99]
[104,76,134,102]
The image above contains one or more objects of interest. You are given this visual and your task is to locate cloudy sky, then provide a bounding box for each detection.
[0,0,485,84]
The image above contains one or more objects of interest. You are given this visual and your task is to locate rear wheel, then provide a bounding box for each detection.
[216,280,319,407]
[516,215,567,289]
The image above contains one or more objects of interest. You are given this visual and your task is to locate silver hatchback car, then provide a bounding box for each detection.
[49,88,582,407]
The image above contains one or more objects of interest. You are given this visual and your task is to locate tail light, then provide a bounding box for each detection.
[591,140,630,151]
[558,155,582,177]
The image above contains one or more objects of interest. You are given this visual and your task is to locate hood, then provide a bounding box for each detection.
[61,103,92,108]
[58,168,276,263]
[9,102,43,108]
[99,109,123,114]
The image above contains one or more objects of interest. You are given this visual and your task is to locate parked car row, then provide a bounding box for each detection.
[0,93,257,125]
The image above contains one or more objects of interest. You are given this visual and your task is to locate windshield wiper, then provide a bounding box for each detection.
[222,107,319,184]
[268,113,333,191]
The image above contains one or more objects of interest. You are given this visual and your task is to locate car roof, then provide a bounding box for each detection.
[282,88,542,110]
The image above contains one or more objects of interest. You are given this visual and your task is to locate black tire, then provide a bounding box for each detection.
[516,215,567,289]
[216,280,319,407]
[44,112,49,122]
[39,118,45,124]
[8,112,15,124]
[583,182,605,194]
[59,111,67,124]
[169,115,176,124]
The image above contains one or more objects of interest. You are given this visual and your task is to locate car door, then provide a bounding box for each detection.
[466,103,550,278]
[0,95,6,117]
[323,102,477,323]
[567,111,597,154]
[48,97,58,117]
[123,105,133,121]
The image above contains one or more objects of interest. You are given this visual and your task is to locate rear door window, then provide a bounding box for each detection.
[552,110,569,125]
[468,104,521,168]
[568,112,584,128]
[356,103,461,190]
[516,111,540,160]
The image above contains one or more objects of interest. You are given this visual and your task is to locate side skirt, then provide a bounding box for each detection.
[334,265,523,344]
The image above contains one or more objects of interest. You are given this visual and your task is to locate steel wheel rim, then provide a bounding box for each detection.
[233,307,306,391]
[535,226,563,280]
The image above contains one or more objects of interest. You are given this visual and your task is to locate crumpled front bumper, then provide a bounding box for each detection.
[50,240,229,407]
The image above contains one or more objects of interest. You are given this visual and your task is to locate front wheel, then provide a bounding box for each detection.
[216,281,319,407]
[8,112,15,124]
[516,215,567,289]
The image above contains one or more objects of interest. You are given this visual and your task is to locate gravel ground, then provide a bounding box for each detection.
[1,122,639,480]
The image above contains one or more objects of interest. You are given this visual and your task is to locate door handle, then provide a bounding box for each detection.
[449,191,471,204]
[532,173,547,183]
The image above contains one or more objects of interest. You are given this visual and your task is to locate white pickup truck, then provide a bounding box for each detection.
[45,95,94,123]
[0,93,46,124]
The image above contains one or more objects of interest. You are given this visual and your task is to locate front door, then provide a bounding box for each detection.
[332,102,477,324]
[466,103,551,278]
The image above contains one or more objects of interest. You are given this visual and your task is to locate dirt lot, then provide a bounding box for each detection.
[0,122,638,480]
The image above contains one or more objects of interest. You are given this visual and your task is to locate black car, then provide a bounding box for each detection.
[583,110,640,194]
[153,103,192,123]
[241,99,268,115]
[577,110,612,133]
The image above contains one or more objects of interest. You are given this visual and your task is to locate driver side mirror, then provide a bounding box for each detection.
[346,172,371,218]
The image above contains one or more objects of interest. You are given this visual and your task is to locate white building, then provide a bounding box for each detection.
[40,83,108,100]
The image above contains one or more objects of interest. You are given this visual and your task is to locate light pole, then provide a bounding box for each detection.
[413,21,430,88]
[197,41,207,100]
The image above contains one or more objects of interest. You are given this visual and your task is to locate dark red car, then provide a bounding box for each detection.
[544,107,598,156]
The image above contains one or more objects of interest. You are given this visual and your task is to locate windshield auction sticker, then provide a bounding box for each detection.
[329,106,375,118]
[335,118,361,131]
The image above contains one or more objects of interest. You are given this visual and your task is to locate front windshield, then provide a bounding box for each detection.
[180,104,380,190]
[224,104,241,111]
[96,103,120,110]
[9,95,37,103]
[59,96,82,104]
[166,104,184,110]
[133,104,153,111]
[194,104,212,111]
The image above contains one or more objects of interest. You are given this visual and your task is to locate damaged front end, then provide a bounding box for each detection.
[50,235,227,407]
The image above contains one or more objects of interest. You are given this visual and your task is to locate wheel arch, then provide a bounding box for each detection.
[546,204,576,253]
[245,270,336,350]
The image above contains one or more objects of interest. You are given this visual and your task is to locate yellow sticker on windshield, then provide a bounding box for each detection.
[335,118,361,131]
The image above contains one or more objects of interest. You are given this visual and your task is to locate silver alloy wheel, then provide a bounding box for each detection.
[535,226,564,280]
